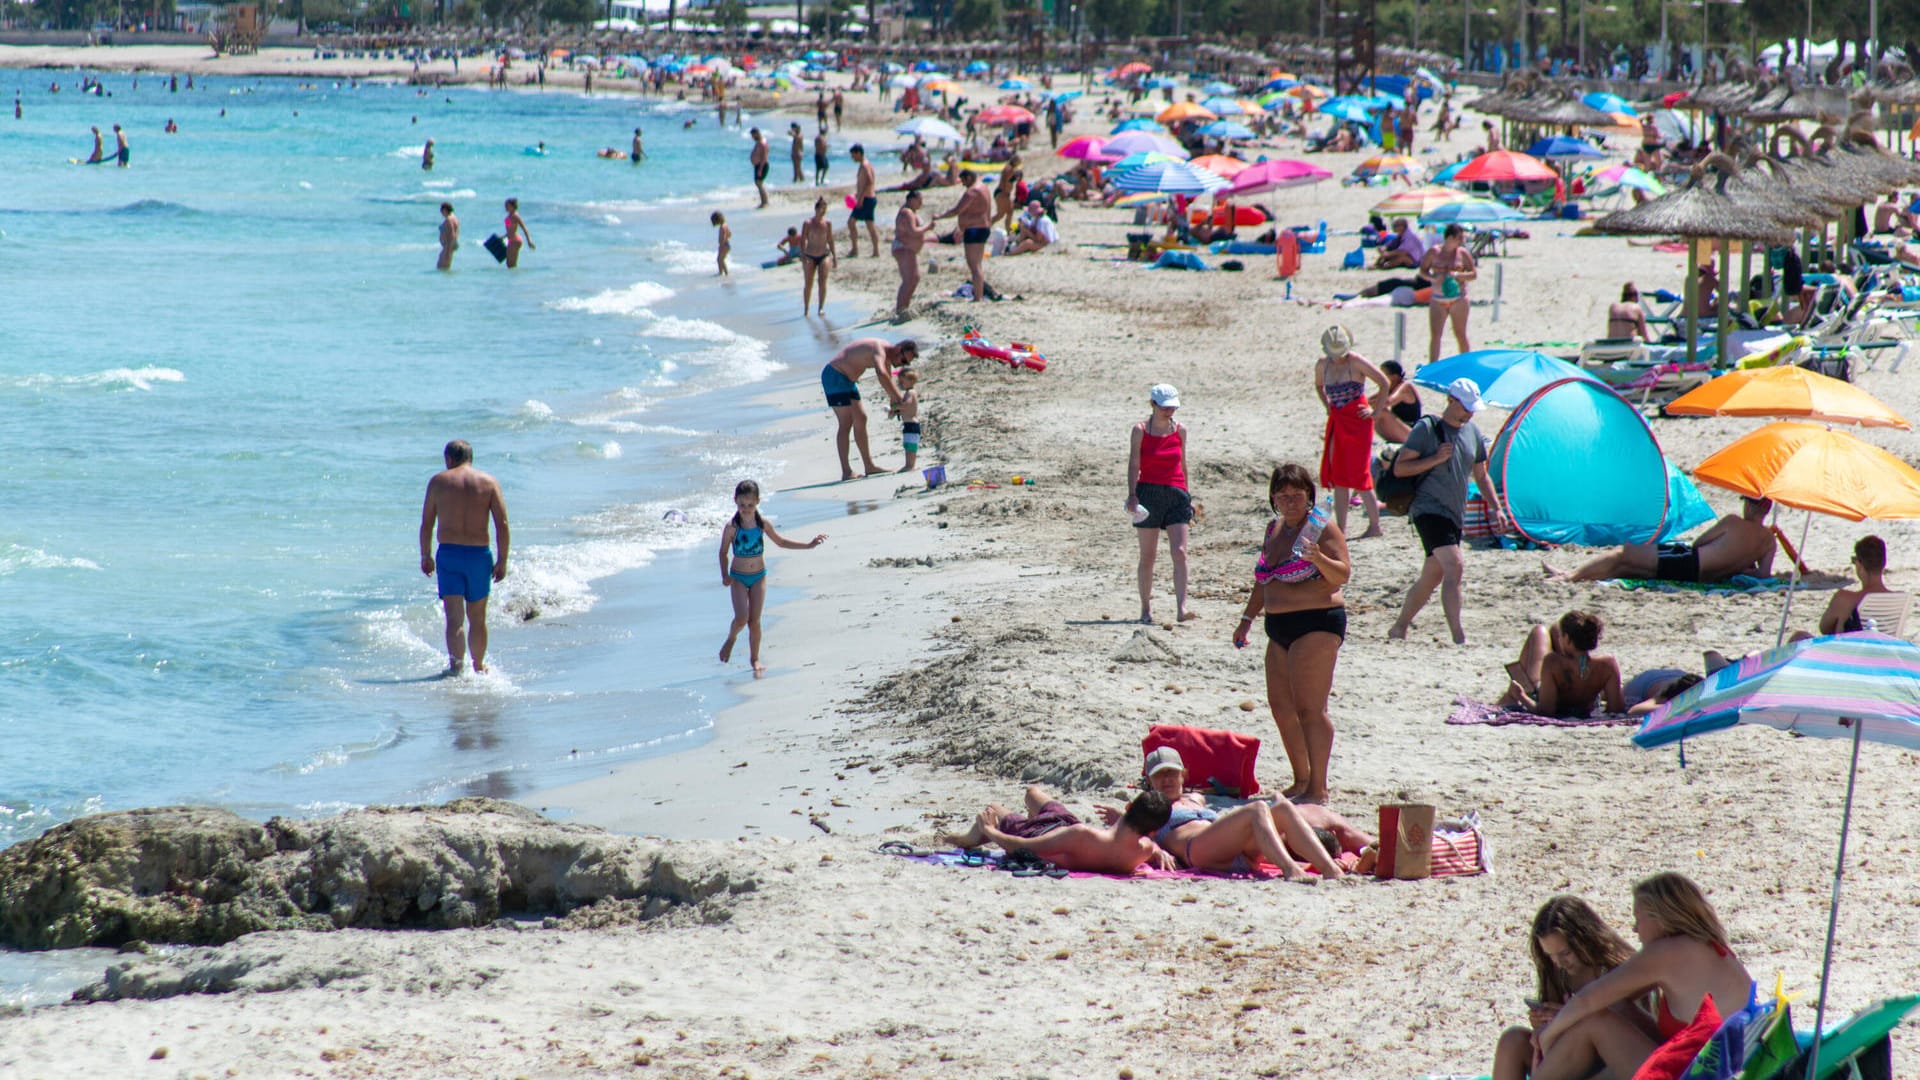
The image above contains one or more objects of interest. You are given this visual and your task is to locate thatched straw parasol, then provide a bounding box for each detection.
[1596,153,1794,365]
[1514,90,1614,129]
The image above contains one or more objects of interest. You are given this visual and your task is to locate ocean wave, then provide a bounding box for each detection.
[678,334,784,383]
[370,189,476,203]
[495,537,659,623]
[580,440,623,459]
[645,315,740,343]
[642,239,753,277]
[109,199,194,216]
[578,186,757,214]
[547,280,676,317]
[0,545,103,575]
[421,179,456,189]
[390,144,427,158]
[519,399,555,422]
[0,366,184,392]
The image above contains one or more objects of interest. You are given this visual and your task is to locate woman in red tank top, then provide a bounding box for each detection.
[1125,384,1195,624]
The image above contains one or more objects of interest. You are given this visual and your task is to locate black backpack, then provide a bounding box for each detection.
[1372,416,1440,516]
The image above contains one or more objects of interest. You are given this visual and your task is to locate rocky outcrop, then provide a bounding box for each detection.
[0,798,755,949]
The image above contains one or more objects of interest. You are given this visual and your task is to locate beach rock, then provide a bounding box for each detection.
[0,798,754,950]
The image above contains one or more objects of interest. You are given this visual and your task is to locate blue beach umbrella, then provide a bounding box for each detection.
[1198,120,1255,140]
[999,78,1032,90]
[1430,160,1469,184]
[965,60,991,74]
[881,61,905,73]
[1526,135,1605,162]
[1263,76,1300,91]
[1108,150,1182,172]
[1412,350,1600,409]
[1317,96,1386,123]
[1202,80,1237,96]
[1143,76,1180,90]
[1110,160,1230,195]
[1582,91,1635,115]
[1200,96,1245,115]
[1418,199,1531,226]
[1111,117,1160,134]
[1046,89,1084,101]
[913,60,940,71]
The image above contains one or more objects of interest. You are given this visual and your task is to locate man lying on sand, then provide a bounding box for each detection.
[1545,497,1775,584]
[945,786,1174,875]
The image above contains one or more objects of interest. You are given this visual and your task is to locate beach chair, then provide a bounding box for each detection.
[1296,220,1327,254]
[1748,995,1920,1080]
[1853,592,1913,637]
[1467,228,1509,259]
[1806,299,1913,373]
[1642,288,1686,330]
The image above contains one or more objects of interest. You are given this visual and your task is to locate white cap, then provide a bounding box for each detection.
[1143,746,1186,776]
[1150,384,1181,408]
[1446,377,1484,414]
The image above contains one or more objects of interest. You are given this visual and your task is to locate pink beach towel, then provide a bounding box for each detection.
[1446,696,1635,728]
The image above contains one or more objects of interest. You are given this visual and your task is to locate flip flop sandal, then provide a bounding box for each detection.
[1010,865,1045,878]
[960,848,990,867]
[876,841,931,857]
[1043,866,1070,879]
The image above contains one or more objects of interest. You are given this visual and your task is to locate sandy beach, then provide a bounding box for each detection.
[4,44,1920,1079]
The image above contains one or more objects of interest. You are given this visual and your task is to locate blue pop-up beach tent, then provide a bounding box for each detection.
[1489,378,1715,546]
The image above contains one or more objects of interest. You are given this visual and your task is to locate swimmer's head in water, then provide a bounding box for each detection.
[444,439,473,467]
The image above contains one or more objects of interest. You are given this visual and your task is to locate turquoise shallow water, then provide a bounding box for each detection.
[0,67,838,925]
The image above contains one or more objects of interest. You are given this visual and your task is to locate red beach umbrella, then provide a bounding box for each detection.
[1452,150,1557,183]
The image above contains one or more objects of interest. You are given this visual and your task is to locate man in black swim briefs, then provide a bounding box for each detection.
[934,170,994,303]
[846,143,880,258]
[749,128,770,208]
[1548,497,1776,585]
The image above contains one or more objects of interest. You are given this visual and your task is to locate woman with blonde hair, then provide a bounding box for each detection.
[1530,872,1753,1080]
[1491,896,1645,1080]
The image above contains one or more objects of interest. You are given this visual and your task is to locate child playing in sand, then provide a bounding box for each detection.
[711,211,731,276]
[891,369,921,473]
[718,479,824,676]
[772,227,801,266]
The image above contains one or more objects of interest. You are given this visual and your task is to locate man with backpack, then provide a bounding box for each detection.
[1385,378,1505,645]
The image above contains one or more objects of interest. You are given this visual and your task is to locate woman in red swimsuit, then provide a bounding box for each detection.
[1125,383,1196,624]
[1531,872,1754,1080]
[502,197,534,269]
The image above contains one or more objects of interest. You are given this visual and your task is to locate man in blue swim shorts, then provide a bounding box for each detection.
[419,439,511,675]
[821,337,914,481]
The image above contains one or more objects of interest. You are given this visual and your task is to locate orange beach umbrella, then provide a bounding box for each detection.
[1189,154,1250,177]
[1157,101,1218,125]
[1693,422,1920,522]
[1668,365,1911,430]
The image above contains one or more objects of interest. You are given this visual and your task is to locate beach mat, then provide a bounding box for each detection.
[1600,573,1822,597]
[1446,696,1635,729]
[482,233,509,263]
[878,844,1308,882]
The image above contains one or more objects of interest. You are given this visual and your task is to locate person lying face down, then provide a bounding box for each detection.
[946,785,1174,875]
[1546,497,1776,585]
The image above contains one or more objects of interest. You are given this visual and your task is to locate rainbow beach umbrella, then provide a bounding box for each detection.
[1635,630,1920,1080]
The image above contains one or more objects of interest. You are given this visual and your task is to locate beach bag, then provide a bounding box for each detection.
[1375,803,1436,879]
[1341,246,1365,270]
[1372,416,1438,515]
[483,234,509,263]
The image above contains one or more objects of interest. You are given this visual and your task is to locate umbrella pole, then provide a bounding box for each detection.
[1686,242,1700,367]
[1775,508,1812,647]
[1716,238,1732,365]
[1805,715,1865,1080]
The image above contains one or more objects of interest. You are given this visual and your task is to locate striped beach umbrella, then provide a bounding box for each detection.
[1634,630,1920,1080]
[1110,160,1230,195]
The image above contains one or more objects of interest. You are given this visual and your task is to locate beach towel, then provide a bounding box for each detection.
[1602,574,1815,597]
[1446,696,1635,728]
[1151,250,1208,271]
[888,846,1296,881]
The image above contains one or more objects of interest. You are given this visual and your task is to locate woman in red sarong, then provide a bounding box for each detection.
[1314,326,1389,539]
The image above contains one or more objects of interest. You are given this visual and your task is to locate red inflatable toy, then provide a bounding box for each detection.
[960,328,1047,372]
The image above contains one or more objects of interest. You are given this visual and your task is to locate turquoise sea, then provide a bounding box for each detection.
[0,67,853,1001]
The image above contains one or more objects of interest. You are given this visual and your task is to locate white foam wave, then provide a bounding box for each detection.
[421,179,455,189]
[643,239,751,277]
[0,366,185,392]
[581,440,623,459]
[520,399,555,422]
[0,545,103,575]
[580,186,758,213]
[645,315,739,343]
[499,538,659,622]
[391,144,427,157]
[679,334,785,383]
[548,280,677,317]
[297,180,314,190]
[602,214,622,225]
[378,189,476,202]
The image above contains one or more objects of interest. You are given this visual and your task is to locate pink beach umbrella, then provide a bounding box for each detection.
[974,104,1036,126]
[1097,130,1188,162]
[1225,158,1332,196]
[1059,134,1108,160]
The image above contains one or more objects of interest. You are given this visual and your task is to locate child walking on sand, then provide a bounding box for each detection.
[710,211,731,276]
[718,479,825,676]
[891,369,922,472]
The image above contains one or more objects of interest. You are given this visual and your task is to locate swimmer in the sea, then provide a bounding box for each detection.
[437,202,459,271]
[422,138,434,170]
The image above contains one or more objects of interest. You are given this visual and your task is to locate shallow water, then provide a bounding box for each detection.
[0,70,828,862]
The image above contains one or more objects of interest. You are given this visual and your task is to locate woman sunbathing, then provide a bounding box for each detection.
[1491,896,1649,1080]
[1098,747,1345,881]
[1496,611,1624,718]
[1531,872,1754,1080]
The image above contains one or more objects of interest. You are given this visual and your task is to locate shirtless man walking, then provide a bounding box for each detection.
[934,170,993,302]
[788,122,805,183]
[846,143,879,256]
[749,127,770,208]
[821,337,914,480]
[1547,497,1777,583]
[419,440,511,674]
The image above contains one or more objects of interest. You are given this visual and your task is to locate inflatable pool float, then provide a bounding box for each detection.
[960,327,1047,372]
[959,160,1012,172]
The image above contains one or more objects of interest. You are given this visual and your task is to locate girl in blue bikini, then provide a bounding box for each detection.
[718,479,825,676]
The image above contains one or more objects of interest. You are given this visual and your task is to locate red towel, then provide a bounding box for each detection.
[1319,399,1375,490]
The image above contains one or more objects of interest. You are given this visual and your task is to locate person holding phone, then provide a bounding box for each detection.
[1491,896,1649,1080]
